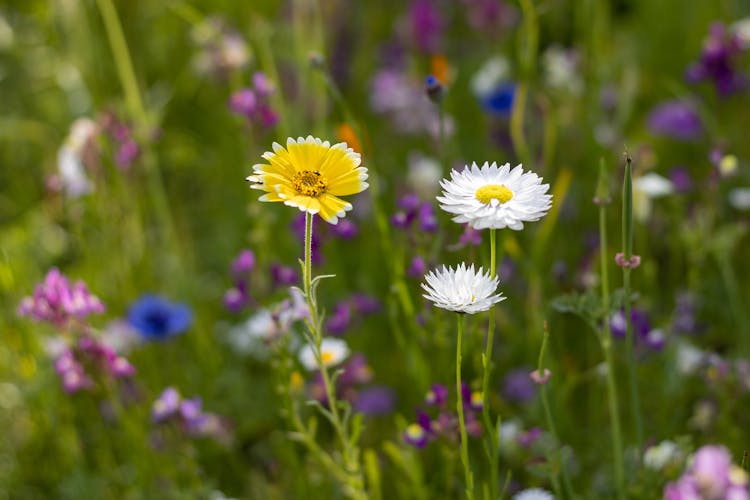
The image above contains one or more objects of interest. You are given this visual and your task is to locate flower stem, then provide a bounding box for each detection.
[537,321,574,499]
[95,0,182,277]
[621,154,643,447]
[456,313,474,500]
[303,212,365,498]
[598,162,626,499]
[481,228,499,499]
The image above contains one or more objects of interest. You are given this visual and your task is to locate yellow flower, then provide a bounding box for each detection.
[247,136,368,224]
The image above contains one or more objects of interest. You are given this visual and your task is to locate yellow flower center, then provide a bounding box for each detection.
[292,170,328,197]
[321,350,335,365]
[406,423,425,439]
[475,184,513,205]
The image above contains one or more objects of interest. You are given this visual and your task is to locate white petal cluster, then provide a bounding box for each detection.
[437,162,552,230]
[421,263,505,314]
[298,337,350,371]
[512,488,555,500]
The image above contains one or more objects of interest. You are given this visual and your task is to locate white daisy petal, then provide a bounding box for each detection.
[437,162,552,230]
[421,263,505,314]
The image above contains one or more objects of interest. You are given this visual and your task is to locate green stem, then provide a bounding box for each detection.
[537,322,574,499]
[95,0,182,277]
[303,212,365,498]
[456,314,475,500]
[600,186,626,499]
[621,155,643,447]
[481,228,499,499]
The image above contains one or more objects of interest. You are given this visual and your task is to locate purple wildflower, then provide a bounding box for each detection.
[407,256,427,278]
[152,387,182,422]
[687,22,747,96]
[502,367,536,403]
[409,0,442,53]
[669,167,693,193]
[330,218,358,239]
[230,249,256,276]
[18,268,105,326]
[424,383,448,406]
[647,100,703,141]
[326,303,352,335]
[418,202,438,232]
[270,263,298,287]
[459,224,483,247]
[354,386,396,416]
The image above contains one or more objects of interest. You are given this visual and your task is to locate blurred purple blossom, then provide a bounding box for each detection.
[687,22,747,97]
[647,100,703,141]
[18,268,105,327]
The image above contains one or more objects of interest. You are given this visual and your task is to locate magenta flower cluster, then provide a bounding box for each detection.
[152,387,227,439]
[18,268,104,327]
[229,72,278,128]
[55,336,136,393]
[665,445,749,499]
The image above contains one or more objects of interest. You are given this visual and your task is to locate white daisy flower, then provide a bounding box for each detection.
[437,162,552,230]
[298,337,350,371]
[421,263,505,314]
[512,488,555,500]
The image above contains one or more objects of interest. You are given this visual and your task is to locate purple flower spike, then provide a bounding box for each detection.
[686,22,747,97]
[326,303,352,335]
[418,202,438,232]
[409,0,443,53]
[399,193,422,213]
[647,100,703,141]
[231,249,256,276]
[407,256,427,278]
[18,268,105,326]
[424,383,448,406]
[152,387,181,422]
[252,72,274,97]
[223,286,249,312]
[229,88,257,117]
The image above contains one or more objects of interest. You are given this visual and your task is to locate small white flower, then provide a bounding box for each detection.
[733,18,750,48]
[633,173,674,198]
[437,162,552,230]
[543,45,583,96]
[675,341,705,375]
[298,338,350,371]
[421,263,505,314]
[408,153,443,198]
[471,57,510,98]
[644,440,682,470]
[513,488,555,500]
[729,188,750,210]
[498,419,522,451]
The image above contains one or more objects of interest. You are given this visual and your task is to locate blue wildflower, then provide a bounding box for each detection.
[127,294,192,340]
[481,83,516,117]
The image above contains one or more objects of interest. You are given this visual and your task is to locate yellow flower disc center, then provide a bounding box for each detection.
[406,423,425,439]
[475,184,513,205]
[292,170,328,197]
[321,350,335,365]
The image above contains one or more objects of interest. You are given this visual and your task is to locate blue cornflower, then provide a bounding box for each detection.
[127,294,192,340]
[480,83,516,117]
